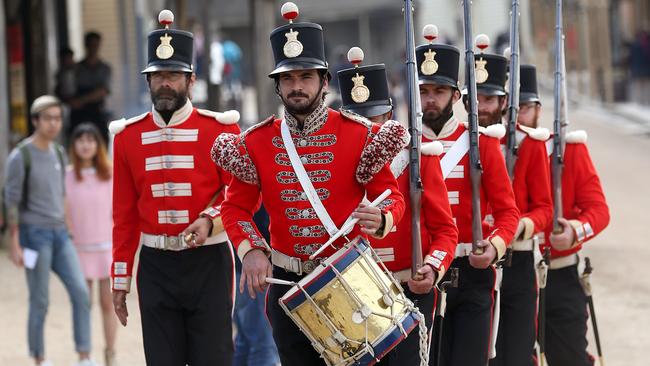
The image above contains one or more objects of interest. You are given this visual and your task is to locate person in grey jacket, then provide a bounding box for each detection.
[4,95,96,366]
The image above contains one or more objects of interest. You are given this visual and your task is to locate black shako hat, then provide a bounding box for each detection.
[416,24,460,89]
[337,47,392,118]
[268,2,328,78]
[142,10,194,74]
[471,35,508,96]
[519,64,541,104]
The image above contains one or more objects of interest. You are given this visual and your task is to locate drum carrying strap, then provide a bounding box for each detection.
[281,120,340,237]
[440,130,470,179]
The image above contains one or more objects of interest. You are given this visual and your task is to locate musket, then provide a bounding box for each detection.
[505,0,521,179]
[462,0,484,254]
[403,0,424,277]
[551,0,565,234]
[580,257,605,366]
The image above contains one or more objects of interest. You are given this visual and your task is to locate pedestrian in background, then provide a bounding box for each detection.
[3,95,95,366]
[66,123,117,366]
[68,31,112,143]
[233,205,280,366]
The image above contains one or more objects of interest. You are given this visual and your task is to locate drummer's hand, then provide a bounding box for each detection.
[407,265,437,294]
[182,216,213,246]
[352,203,383,235]
[468,240,497,269]
[241,249,272,299]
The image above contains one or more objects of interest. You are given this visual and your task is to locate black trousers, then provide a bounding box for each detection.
[267,267,326,366]
[376,286,436,366]
[544,264,594,366]
[490,251,537,366]
[137,244,234,366]
[437,257,496,366]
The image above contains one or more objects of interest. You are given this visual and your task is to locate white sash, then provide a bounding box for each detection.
[280,120,340,236]
[440,130,470,179]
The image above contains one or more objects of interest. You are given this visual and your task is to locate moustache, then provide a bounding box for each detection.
[288,91,309,99]
[154,88,179,98]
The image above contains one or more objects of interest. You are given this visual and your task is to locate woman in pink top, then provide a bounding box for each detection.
[65,123,117,366]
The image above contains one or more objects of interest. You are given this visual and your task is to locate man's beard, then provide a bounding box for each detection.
[283,90,322,116]
[151,87,188,113]
[478,107,503,127]
[422,98,454,134]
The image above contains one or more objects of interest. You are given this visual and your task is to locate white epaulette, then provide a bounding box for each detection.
[482,123,506,139]
[108,112,148,135]
[422,141,443,156]
[460,121,506,139]
[566,130,588,144]
[196,109,240,125]
[519,125,551,141]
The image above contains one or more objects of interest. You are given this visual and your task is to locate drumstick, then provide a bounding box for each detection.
[309,189,392,260]
[265,278,296,286]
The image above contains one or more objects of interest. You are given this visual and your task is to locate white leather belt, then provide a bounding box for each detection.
[549,254,579,270]
[455,243,473,258]
[271,250,324,276]
[140,231,228,251]
[511,239,534,251]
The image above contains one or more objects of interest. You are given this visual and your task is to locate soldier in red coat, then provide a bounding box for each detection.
[211,4,408,366]
[487,64,554,366]
[416,29,520,365]
[336,47,458,366]
[109,11,240,365]
[518,66,610,366]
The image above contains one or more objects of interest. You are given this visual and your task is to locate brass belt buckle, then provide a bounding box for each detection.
[303,260,316,274]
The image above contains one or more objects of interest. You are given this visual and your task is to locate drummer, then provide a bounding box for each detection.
[337,46,458,365]
[210,3,409,365]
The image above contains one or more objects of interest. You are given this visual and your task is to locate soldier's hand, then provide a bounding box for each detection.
[353,203,383,235]
[241,249,272,299]
[113,290,128,326]
[407,265,437,294]
[182,216,213,246]
[549,218,575,251]
[469,240,497,269]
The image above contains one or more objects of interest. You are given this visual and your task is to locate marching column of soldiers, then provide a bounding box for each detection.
[109,2,609,366]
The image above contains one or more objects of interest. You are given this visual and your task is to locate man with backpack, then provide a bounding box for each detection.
[3,95,96,366]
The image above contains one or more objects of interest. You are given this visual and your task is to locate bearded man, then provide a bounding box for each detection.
[211,5,408,365]
[108,11,241,365]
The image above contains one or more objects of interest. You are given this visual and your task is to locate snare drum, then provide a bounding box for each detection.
[277,236,420,366]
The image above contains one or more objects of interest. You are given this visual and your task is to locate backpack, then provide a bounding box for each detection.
[0,141,66,233]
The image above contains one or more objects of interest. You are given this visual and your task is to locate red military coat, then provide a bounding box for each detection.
[212,105,408,261]
[423,117,520,260]
[110,101,241,291]
[542,130,610,258]
[369,142,458,277]
[503,124,553,240]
